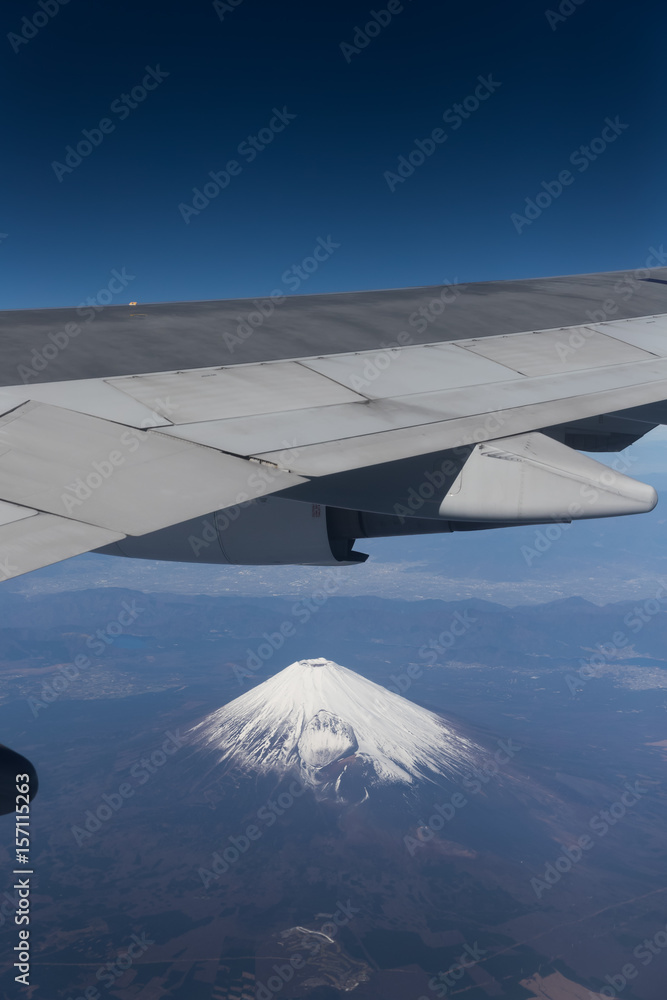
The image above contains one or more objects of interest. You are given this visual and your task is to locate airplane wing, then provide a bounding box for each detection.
[1,266,666,581]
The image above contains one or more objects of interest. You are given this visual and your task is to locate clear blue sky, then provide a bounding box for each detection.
[1,0,664,309]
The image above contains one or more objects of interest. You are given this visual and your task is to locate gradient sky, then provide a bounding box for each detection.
[2,0,665,309]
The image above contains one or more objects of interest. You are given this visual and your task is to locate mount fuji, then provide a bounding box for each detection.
[193,658,482,800]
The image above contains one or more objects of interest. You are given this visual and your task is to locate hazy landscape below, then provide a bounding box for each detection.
[0,587,666,998]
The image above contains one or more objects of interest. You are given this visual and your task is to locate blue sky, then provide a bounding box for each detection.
[1,0,664,308]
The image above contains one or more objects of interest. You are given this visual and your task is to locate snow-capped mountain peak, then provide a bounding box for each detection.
[193,658,481,797]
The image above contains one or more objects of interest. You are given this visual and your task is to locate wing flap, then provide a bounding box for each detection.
[300,343,517,397]
[588,316,667,357]
[0,499,39,526]
[158,356,667,472]
[143,314,667,470]
[105,361,365,423]
[0,512,124,583]
[254,369,667,476]
[0,400,306,536]
[0,379,172,427]
[457,328,657,375]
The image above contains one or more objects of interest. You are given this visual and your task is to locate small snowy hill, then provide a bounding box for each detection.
[193,658,481,796]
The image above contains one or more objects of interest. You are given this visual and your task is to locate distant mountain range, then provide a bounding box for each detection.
[1,587,666,684]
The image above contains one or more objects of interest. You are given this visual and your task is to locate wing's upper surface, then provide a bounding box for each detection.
[3,266,667,383]
[0,268,666,581]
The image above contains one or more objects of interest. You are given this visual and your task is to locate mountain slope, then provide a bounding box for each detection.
[193,658,481,797]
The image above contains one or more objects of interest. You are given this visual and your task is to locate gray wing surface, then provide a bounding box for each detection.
[0,268,666,581]
[2,267,667,383]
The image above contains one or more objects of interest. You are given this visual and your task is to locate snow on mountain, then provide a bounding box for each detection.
[193,658,481,795]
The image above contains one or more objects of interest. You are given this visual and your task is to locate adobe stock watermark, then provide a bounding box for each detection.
[8,0,70,54]
[347,278,466,392]
[391,427,507,523]
[405,738,522,856]
[221,236,340,351]
[0,555,19,584]
[63,931,154,999]
[197,779,307,887]
[18,267,136,382]
[420,940,488,998]
[51,67,170,182]
[511,116,628,233]
[344,332,413,392]
[70,730,187,846]
[554,261,667,356]
[545,0,586,31]
[26,599,145,717]
[591,919,667,998]
[564,580,667,696]
[234,567,346,685]
[187,442,302,559]
[405,278,467,336]
[575,244,667,326]
[178,107,296,223]
[380,609,478,701]
[520,443,646,568]
[213,0,244,20]
[417,610,478,666]
[258,902,360,999]
[530,780,649,898]
[340,1,412,62]
[0,887,22,930]
[60,429,142,515]
[383,75,502,192]
[58,397,179,516]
